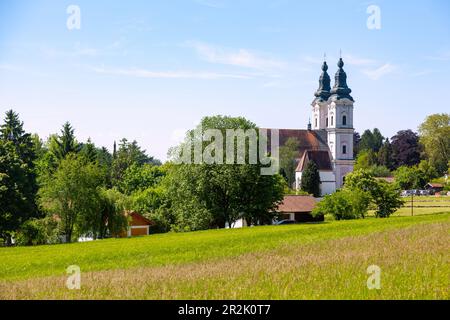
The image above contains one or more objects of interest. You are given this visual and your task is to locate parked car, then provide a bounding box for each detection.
[419,190,431,196]
[276,219,296,225]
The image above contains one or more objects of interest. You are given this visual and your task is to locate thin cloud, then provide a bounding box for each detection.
[194,0,225,8]
[92,66,254,80]
[343,54,376,66]
[186,41,285,70]
[426,50,450,61]
[363,63,397,80]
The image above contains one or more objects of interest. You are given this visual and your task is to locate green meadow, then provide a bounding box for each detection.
[0,213,449,299]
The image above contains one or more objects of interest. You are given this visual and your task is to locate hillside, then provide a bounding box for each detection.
[0,213,449,299]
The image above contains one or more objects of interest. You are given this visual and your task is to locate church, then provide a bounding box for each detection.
[268,57,355,196]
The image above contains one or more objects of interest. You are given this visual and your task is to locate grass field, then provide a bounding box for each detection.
[0,213,449,299]
[370,195,450,217]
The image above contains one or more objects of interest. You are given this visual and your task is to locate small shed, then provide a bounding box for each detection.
[275,195,323,222]
[126,212,153,237]
[424,183,444,194]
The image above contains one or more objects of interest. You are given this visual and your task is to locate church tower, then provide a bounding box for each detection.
[311,61,331,130]
[327,57,355,188]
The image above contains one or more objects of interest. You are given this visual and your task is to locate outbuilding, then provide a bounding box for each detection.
[275,195,323,222]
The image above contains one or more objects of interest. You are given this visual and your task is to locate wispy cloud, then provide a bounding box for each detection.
[194,0,225,8]
[186,41,285,70]
[92,66,254,80]
[343,54,376,66]
[425,50,450,61]
[40,43,99,58]
[362,63,397,80]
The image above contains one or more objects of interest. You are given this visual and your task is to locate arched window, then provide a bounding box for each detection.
[342,145,347,155]
[326,117,329,127]
[315,117,318,128]
[342,115,347,126]
[331,116,334,126]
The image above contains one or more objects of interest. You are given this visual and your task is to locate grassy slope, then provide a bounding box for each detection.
[1,214,449,283]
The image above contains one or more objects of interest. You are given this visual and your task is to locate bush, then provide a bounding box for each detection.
[313,188,370,220]
[15,217,60,246]
[144,207,174,234]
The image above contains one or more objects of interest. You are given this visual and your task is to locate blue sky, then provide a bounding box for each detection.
[0,0,449,161]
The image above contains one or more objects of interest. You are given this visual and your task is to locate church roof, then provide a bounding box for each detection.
[296,150,333,172]
[264,129,329,156]
[313,61,331,103]
[264,129,332,171]
[330,58,354,102]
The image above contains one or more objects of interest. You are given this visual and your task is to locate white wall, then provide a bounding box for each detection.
[296,170,336,196]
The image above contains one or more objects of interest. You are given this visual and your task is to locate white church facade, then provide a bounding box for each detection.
[268,57,355,196]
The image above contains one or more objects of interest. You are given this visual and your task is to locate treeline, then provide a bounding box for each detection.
[0,112,286,246]
[353,114,449,190]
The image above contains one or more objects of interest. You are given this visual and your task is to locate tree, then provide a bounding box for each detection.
[38,154,104,242]
[111,139,160,187]
[378,139,393,170]
[50,122,79,160]
[354,149,377,171]
[353,132,361,157]
[391,130,421,168]
[394,166,423,190]
[300,160,321,197]
[279,137,299,188]
[313,188,370,220]
[394,161,438,190]
[80,138,97,163]
[345,169,403,218]
[0,110,39,244]
[371,181,404,218]
[167,115,285,230]
[119,163,167,195]
[359,128,384,153]
[419,113,450,175]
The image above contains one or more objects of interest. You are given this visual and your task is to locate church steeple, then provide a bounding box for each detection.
[330,58,354,101]
[314,61,331,103]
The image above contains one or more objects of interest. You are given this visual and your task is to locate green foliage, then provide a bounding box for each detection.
[377,139,394,170]
[38,154,105,242]
[167,115,285,229]
[111,138,161,187]
[50,122,80,160]
[0,110,39,245]
[144,207,174,234]
[313,188,370,220]
[130,185,166,214]
[369,165,391,177]
[419,113,450,175]
[371,181,404,218]
[15,217,60,246]
[95,188,129,239]
[345,169,403,218]
[279,137,300,188]
[300,161,321,197]
[359,128,384,153]
[354,149,377,171]
[394,161,438,190]
[119,163,167,195]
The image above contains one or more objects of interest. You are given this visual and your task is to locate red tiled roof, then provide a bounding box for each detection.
[264,129,329,158]
[275,195,318,213]
[127,212,153,226]
[427,183,444,188]
[296,150,333,172]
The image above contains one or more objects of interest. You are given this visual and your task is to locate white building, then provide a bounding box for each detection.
[267,58,355,196]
